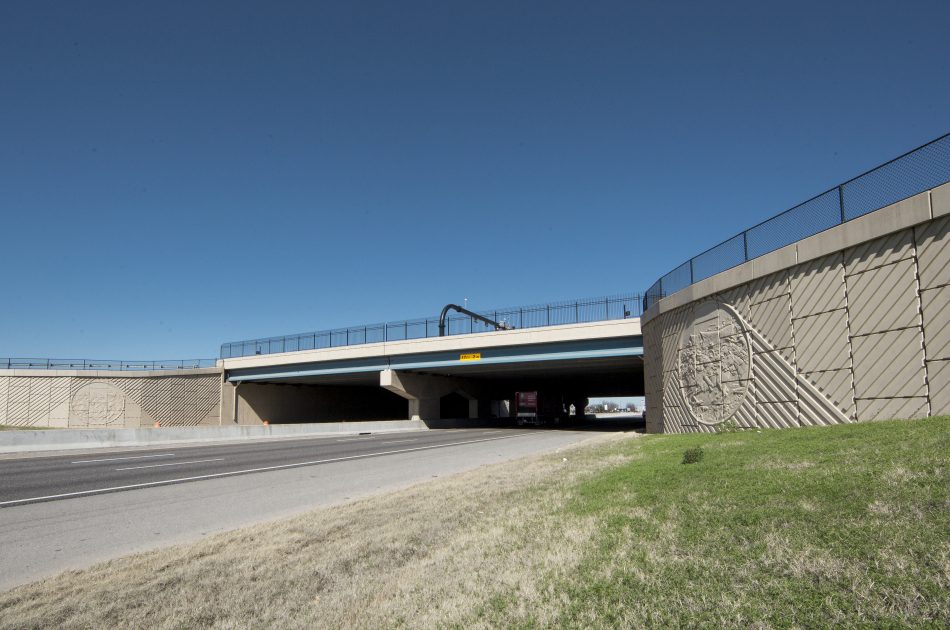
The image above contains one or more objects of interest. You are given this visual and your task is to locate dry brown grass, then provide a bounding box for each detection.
[0,432,635,629]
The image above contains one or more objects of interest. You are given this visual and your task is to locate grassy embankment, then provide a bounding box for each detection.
[0,425,54,431]
[1,417,947,628]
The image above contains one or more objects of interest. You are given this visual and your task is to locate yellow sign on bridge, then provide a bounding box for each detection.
[460,353,481,362]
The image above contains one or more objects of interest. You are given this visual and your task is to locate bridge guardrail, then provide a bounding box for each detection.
[644,132,950,310]
[0,358,218,371]
[220,293,642,359]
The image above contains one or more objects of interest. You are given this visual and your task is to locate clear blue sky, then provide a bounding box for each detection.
[2,1,947,359]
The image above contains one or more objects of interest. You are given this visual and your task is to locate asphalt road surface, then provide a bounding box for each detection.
[0,422,638,590]
[0,426,555,507]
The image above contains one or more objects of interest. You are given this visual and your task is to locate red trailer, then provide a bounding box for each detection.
[514,391,570,425]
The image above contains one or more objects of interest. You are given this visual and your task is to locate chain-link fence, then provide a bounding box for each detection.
[644,132,950,310]
[0,358,217,370]
[220,293,642,358]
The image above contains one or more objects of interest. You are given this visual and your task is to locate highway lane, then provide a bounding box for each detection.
[0,427,543,507]
[0,425,623,590]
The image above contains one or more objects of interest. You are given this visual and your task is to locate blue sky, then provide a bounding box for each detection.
[1,1,947,359]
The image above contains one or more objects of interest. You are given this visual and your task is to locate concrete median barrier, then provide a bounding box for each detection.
[0,420,427,453]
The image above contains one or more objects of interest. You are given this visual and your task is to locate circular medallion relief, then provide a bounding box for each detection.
[677,301,751,425]
[70,382,127,425]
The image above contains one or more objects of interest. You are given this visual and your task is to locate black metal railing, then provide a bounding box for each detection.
[220,293,642,358]
[644,132,950,310]
[0,358,217,371]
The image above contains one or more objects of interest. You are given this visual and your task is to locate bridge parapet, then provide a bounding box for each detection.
[221,294,641,359]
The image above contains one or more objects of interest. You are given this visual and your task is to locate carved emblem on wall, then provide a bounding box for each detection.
[677,301,752,425]
[70,382,127,424]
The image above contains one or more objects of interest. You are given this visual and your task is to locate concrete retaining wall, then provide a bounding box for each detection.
[0,419,428,453]
[642,182,950,433]
[0,368,223,429]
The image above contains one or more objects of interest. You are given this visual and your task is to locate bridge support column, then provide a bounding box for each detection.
[380,369,458,422]
[407,398,441,422]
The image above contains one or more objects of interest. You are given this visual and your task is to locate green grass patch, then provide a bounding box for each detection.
[540,417,950,628]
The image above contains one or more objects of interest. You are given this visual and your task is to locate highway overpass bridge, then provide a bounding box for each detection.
[220,317,643,424]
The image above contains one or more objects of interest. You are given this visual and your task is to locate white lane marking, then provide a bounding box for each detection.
[335,437,372,442]
[71,453,176,464]
[115,458,225,471]
[479,430,504,435]
[379,439,414,444]
[0,433,538,507]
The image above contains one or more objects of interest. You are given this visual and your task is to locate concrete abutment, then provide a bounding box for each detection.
[643,183,950,433]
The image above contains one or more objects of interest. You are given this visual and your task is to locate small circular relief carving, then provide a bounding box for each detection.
[70,382,127,425]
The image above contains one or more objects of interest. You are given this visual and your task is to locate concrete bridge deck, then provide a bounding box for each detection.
[220,319,643,424]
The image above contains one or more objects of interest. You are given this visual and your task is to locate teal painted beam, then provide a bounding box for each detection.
[227,336,642,383]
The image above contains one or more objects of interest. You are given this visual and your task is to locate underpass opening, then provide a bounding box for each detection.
[226,375,407,425]
[439,392,470,419]
[417,354,645,427]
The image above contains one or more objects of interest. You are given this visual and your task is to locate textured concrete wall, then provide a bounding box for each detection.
[0,369,222,428]
[643,183,950,433]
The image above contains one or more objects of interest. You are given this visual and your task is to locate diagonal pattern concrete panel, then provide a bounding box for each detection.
[746,311,849,427]
[927,359,950,415]
[0,377,7,424]
[855,397,929,421]
[915,216,950,290]
[749,294,794,354]
[757,401,799,428]
[844,228,915,277]
[921,285,950,361]
[7,379,30,426]
[802,369,855,420]
[752,350,797,403]
[49,378,70,426]
[789,254,847,319]
[793,309,852,373]
[28,379,52,424]
[851,328,926,398]
[846,259,921,336]
[748,271,789,305]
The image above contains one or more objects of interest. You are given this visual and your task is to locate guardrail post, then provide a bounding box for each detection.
[838,185,846,223]
[689,259,694,284]
[546,305,550,326]
[743,232,749,262]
